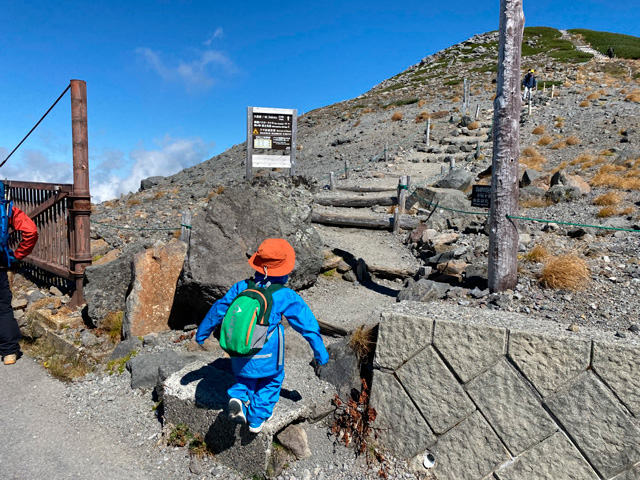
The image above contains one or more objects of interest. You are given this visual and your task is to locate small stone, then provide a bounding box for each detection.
[343,271,357,283]
[50,286,63,296]
[615,331,627,339]
[183,324,198,331]
[11,298,28,309]
[568,324,579,332]
[629,324,639,333]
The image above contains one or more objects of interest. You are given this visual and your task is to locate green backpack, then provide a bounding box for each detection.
[219,280,284,357]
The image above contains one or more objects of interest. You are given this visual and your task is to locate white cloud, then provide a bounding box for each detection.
[136,38,236,92]
[203,28,224,46]
[0,149,72,185]
[91,136,212,203]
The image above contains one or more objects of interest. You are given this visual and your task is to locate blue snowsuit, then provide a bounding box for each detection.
[195,274,329,424]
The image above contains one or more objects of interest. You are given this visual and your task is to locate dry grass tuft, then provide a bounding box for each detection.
[532,125,546,135]
[467,121,480,130]
[414,111,430,123]
[523,244,550,263]
[451,96,461,103]
[102,311,124,343]
[127,198,142,207]
[348,325,377,362]
[587,92,600,100]
[620,206,635,215]
[539,254,590,290]
[626,92,640,103]
[537,136,553,146]
[362,107,374,114]
[570,153,593,166]
[593,192,622,206]
[417,99,427,107]
[521,147,540,157]
[551,141,567,150]
[565,136,580,146]
[520,198,552,208]
[597,206,618,217]
[520,155,547,171]
[391,112,403,121]
[579,100,590,107]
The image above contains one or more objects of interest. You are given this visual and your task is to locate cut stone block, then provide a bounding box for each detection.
[466,359,556,456]
[370,370,435,458]
[396,345,475,434]
[430,411,509,480]
[433,319,506,383]
[495,432,598,480]
[592,341,640,417]
[508,330,590,397]
[163,359,334,477]
[545,372,640,479]
[611,464,640,480]
[374,312,433,371]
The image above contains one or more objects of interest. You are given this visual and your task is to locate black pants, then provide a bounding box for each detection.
[0,270,20,356]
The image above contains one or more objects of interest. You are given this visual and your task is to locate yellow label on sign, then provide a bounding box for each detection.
[252,128,259,135]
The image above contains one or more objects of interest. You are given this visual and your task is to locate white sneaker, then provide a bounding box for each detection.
[248,413,273,434]
[228,398,246,424]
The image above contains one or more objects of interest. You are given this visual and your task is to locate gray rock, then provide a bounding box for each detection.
[433,168,474,192]
[433,320,505,383]
[315,337,360,400]
[276,424,311,460]
[397,279,449,303]
[412,186,484,231]
[342,271,357,283]
[176,182,323,325]
[495,432,598,480]
[430,411,509,480]
[26,290,45,304]
[396,346,475,434]
[84,243,145,328]
[465,359,556,455]
[126,350,201,389]
[369,371,435,458]
[140,176,164,191]
[545,185,581,203]
[109,337,142,360]
[545,372,640,479]
[519,185,547,201]
[508,330,590,397]
[49,286,63,297]
[11,298,28,309]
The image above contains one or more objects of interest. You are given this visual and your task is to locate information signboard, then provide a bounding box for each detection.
[471,184,492,208]
[246,107,297,179]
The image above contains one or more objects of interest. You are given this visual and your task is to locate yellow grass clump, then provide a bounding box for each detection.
[551,141,567,150]
[539,254,590,290]
[579,100,590,107]
[414,111,430,123]
[532,125,546,135]
[537,136,553,146]
[451,96,461,103]
[520,155,547,171]
[565,136,580,146]
[418,99,427,107]
[467,121,480,130]
[597,206,618,217]
[520,198,552,209]
[587,92,600,100]
[570,153,593,166]
[593,192,622,206]
[348,325,377,362]
[625,92,640,103]
[523,244,550,263]
[521,146,540,157]
[391,112,403,121]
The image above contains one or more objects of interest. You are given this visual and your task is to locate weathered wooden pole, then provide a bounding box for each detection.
[344,159,350,179]
[69,79,92,307]
[329,172,336,190]
[393,175,408,234]
[384,142,389,162]
[488,0,523,292]
[426,118,431,146]
[180,211,191,243]
[551,85,555,99]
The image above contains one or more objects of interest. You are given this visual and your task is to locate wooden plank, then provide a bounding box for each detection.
[311,211,420,230]
[317,320,350,337]
[336,186,396,193]
[314,195,397,207]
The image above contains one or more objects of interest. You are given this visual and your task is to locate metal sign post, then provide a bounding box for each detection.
[246,106,297,179]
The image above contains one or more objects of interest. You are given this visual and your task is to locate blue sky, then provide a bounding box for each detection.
[1,1,637,202]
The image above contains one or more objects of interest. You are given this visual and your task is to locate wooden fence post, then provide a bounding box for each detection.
[393,175,408,234]
[329,172,336,191]
[344,159,349,179]
[426,118,431,146]
[385,142,389,162]
[180,211,191,243]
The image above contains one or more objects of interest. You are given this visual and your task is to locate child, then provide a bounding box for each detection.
[195,238,329,434]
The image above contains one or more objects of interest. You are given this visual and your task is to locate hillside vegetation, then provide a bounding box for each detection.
[569,28,640,59]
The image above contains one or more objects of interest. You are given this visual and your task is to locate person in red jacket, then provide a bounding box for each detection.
[0,204,38,365]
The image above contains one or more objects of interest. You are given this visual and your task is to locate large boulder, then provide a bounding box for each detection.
[83,243,145,328]
[434,169,474,192]
[412,187,485,232]
[175,180,323,325]
[122,239,188,339]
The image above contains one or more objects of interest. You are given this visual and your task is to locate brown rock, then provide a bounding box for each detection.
[276,424,312,460]
[122,240,187,338]
[93,249,122,266]
[437,259,468,277]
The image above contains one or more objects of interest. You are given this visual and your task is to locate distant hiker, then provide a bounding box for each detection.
[607,46,615,59]
[0,182,38,365]
[522,69,537,101]
[196,238,329,434]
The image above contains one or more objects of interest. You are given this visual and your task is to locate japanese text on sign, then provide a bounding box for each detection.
[471,185,492,208]
[252,113,293,150]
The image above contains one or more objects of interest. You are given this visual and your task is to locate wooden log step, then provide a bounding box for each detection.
[314,195,397,207]
[336,186,397,193]
[311,211,420,230]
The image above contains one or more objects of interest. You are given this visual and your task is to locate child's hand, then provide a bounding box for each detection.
[311,358,327,377]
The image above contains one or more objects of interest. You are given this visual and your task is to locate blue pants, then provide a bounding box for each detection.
[227,370,285,423]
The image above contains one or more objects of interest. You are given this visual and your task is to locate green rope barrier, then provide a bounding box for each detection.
[89,219,190,231]
[507,215,640,232]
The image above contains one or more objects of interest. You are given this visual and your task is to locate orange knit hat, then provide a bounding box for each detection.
[248,238,296,277]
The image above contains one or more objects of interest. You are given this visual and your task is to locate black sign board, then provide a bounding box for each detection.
[471,184,492,208]
[252,113,293,150]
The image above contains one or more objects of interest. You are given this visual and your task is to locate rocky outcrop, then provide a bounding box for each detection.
[175,180,323,325]
[122,240,187,338]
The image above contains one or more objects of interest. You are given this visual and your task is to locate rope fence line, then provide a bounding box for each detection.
[1,84,71,169]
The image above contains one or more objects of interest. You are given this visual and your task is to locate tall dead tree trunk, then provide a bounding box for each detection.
[488,0,524,292]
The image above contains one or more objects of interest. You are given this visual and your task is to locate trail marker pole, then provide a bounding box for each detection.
[180,211,191,243]
[329,172,336,190]
[385,142,389,162]
[488,0,523,292]
[344,159,349,179]
[426,118,431,146]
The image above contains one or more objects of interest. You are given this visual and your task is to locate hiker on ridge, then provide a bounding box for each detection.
[195,238,329,434]
[522,69,537,101]
[0,182,38,365]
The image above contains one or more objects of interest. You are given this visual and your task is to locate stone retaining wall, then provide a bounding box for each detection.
[370,302,640,480]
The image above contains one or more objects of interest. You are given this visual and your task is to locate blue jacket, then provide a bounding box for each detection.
[196,274,329,378]
[522,72,537,88]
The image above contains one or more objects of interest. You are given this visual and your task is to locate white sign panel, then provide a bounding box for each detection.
[252,155,291,168]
